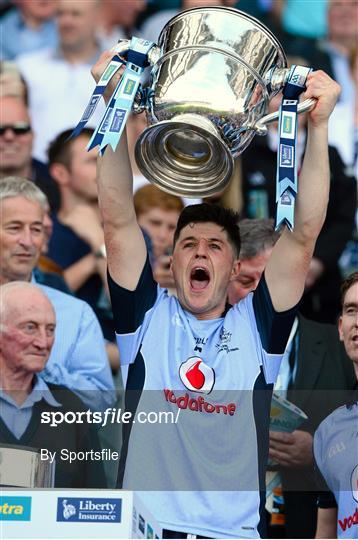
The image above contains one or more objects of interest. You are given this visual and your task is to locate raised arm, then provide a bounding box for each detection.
[92,51,147,290]
[265,70,341,312]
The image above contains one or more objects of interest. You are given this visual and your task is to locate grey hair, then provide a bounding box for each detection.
[0,176,48,212]
[238,218,281,260]
[0,281,54,331]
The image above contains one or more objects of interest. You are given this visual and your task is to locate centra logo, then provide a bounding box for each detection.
[57,497,122,523]
[0,496,31,521]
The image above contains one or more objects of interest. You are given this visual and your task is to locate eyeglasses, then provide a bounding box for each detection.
[0,123,31,136]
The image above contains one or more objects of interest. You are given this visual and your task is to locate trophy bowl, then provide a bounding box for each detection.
[113,6,315,198]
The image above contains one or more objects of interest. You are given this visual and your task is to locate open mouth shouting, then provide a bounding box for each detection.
[190,266,211,292]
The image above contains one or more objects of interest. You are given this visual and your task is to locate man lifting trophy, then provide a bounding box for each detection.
[79,5,340,538]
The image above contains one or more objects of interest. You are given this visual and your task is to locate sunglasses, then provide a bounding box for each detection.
[0,123,32,136]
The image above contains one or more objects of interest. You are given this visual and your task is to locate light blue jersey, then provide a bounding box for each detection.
[314,398,358,538]
[109,258,296,538]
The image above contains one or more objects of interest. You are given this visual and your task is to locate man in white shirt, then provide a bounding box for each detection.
[16,0,105,162]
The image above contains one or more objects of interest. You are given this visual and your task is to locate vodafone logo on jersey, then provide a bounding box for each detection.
[179,356,215,394]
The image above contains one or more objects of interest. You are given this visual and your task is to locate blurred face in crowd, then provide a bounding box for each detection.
[138,207,180,258]
[0,288,55,376]
[15,0,58,23]
[67,135,98,203]
[171,222,240,319]
[328,0,357,46]
[103,0,146,28]
[57,0,99,51]
[0,97,33,177]
[0,196,44,283]
[227,247,273,304]
[339,281,358,365]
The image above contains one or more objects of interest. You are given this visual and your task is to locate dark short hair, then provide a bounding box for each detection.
[238,218,280,260]
[173,203,241,258]
[341,271,358,306]
[48,128,94,168]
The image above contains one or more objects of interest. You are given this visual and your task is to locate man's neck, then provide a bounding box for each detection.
[0,163,32,180]
[61,40,98,64]
[58,190,78,218]
[0,273,32,286]
[0,364,34,406]
[190,302,227,321]
[328,37,354,56]
[58,189,98,220]
[20,11,46,31]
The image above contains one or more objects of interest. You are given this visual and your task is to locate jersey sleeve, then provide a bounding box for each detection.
[314,443,337,509]
[108,256,158,365]
[313,417,337,508]
[317,490,337,509]
[315,462,338,509]
[252,273,298,384]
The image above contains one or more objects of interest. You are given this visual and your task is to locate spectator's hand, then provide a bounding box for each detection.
[61,204,104,252]
[269,430,313,467]
[153,255,176,289]
[305,257,324,289]
[91,50,126,104]
[302,70,341,128]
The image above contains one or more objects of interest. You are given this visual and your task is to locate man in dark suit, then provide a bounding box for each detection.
[228,218,357,538]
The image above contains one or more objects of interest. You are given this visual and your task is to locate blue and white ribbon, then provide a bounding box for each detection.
[276,65,312,230]
[70,56,125,139]
[87,37,154,154]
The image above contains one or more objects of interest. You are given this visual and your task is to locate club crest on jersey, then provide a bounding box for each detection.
[179,357,215,394]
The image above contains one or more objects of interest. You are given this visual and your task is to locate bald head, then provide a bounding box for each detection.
[0,282,56,375]
[0,282,55,325]
[57,0,100,52]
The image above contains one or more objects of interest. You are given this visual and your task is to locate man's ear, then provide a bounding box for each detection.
[169,255,174,272]
[338,316,344,342]
[230,260,241,281]
[49,162,70,186]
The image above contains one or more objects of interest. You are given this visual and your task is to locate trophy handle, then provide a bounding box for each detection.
[253,98,317,135]
[111,40,160,114]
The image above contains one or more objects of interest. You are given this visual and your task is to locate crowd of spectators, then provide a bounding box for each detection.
[0,0,356,538]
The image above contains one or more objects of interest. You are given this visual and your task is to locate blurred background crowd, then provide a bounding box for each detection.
[0,1,356,538]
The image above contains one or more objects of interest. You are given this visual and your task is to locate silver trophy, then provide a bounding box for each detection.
[114,6,315,198]
[0,444,55,487]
